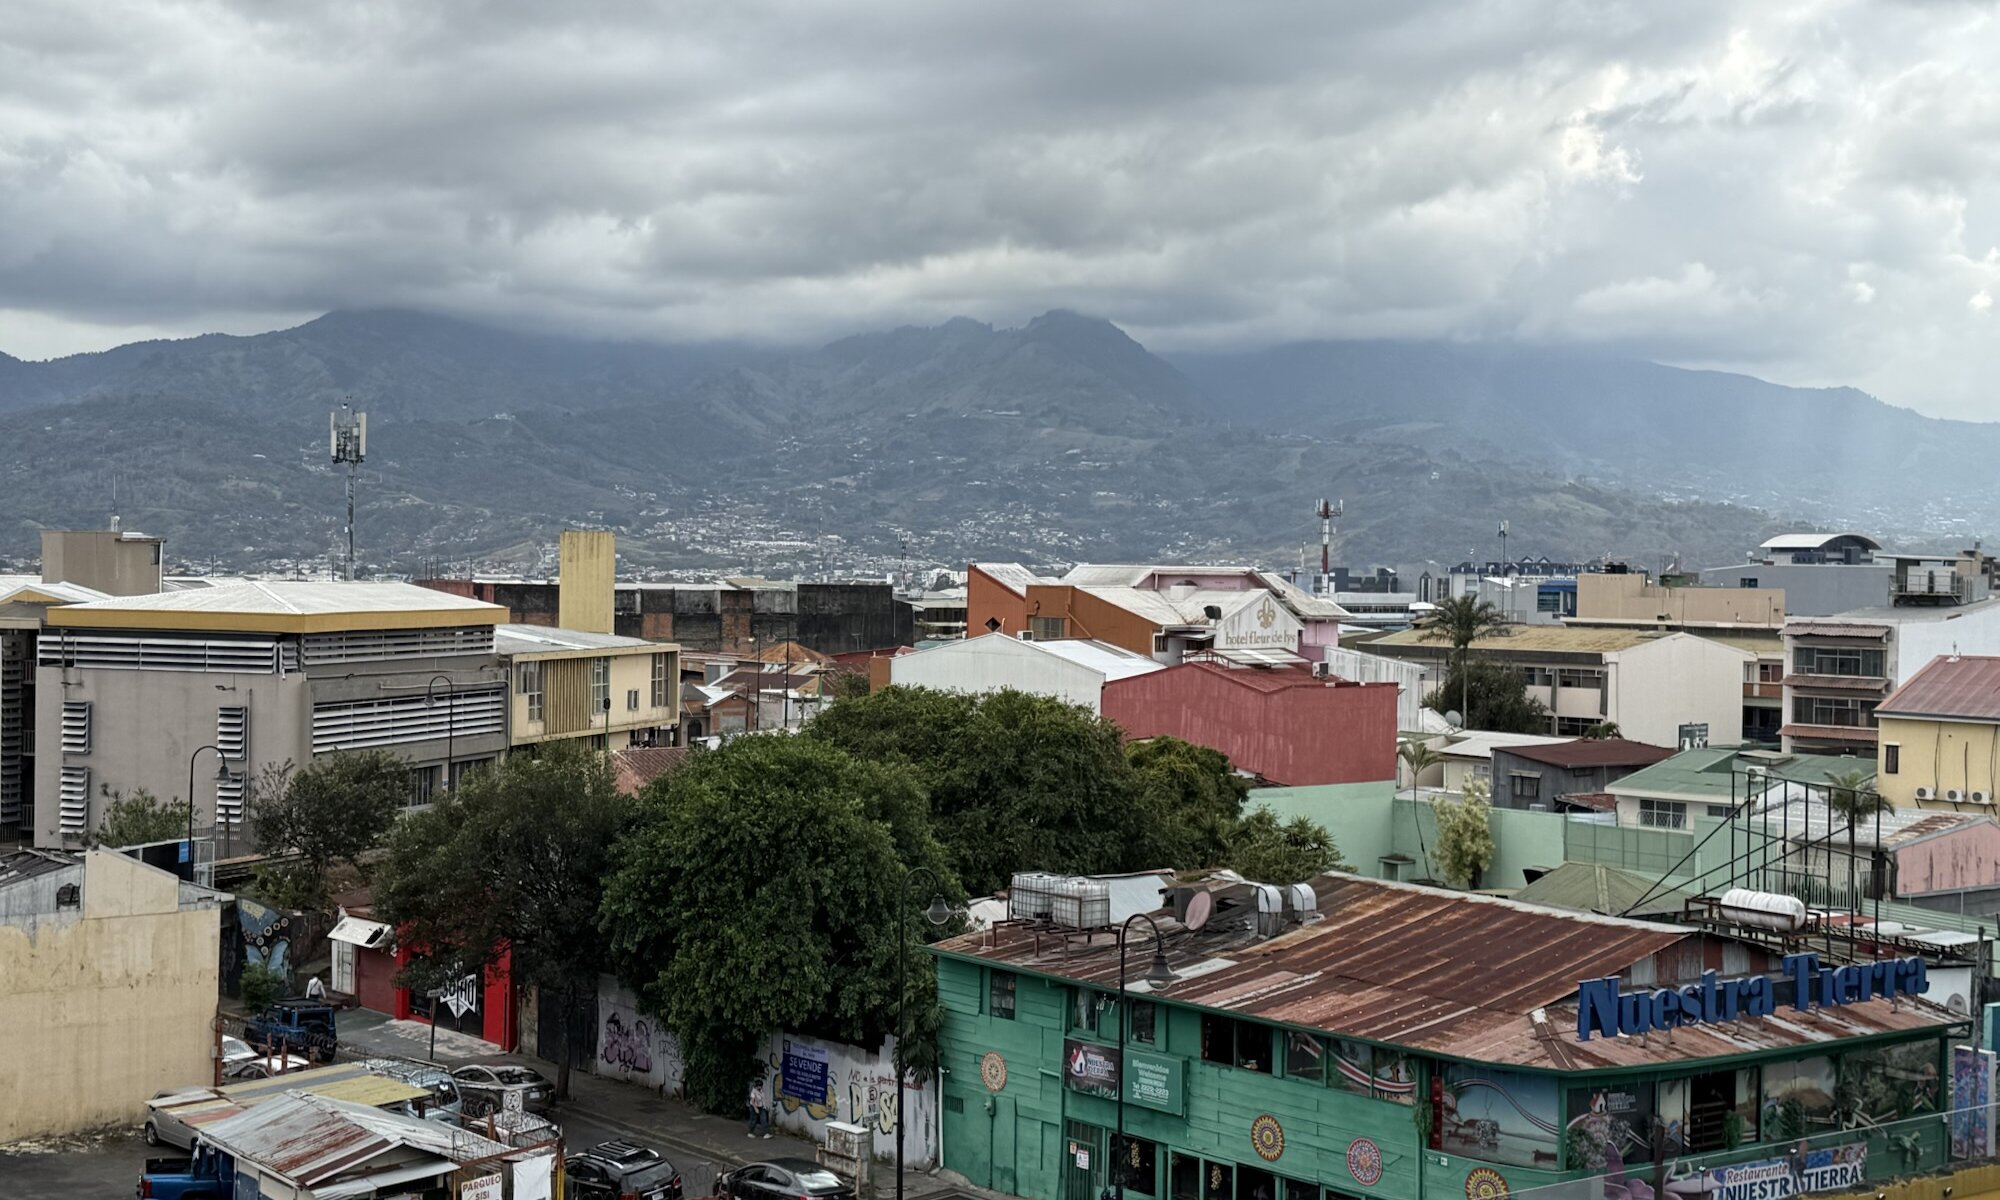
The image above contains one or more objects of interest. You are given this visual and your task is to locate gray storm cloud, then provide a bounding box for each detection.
[1,0,1996,416]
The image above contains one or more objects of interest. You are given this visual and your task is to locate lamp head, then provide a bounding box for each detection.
[1145,950,1177,990]
[215,759,233,782]
[924,895,952,927]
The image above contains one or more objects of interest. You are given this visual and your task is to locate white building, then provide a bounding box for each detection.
[888,633,1163,713]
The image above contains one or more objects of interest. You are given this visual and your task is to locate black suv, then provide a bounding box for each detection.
[566,1139,684,1200]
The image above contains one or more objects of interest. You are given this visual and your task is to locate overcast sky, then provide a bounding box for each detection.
[3,1,1997,416]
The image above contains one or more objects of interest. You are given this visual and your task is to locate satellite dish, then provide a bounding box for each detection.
[1444,710,1463,729]
[1185,891,1213,932]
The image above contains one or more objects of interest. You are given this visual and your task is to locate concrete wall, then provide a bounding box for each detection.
[1320,647,1433,733]
[1878,716,2000,808]
[1695,562,1891,616]
[509,648,678,747]
[1245,782,1398,871]
[558,530,617,635]
[1576,573,1786,627]
[1891,820,2000,897]
[1897,607,2000,686]
[890,636,1107,712]
[40,530,163,596]
[1607,634,1751,747]
[0,852,220,1140]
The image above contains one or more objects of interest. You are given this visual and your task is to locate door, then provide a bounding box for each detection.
[331,941,355,995]
[1063,1121,1108,1200]
[992,1096,1017,1195]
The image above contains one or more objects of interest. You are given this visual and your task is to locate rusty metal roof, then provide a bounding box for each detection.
[933,873,1958,1071]
[200,1091,517,1190]
[1879,654,2000,722]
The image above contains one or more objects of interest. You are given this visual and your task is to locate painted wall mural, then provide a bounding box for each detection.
[593,977,685,1096]
[1441,1064,1561,1169]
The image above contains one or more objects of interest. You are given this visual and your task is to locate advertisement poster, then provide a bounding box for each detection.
[1844,1039,1941,1125]
[1126,1050,1183,1115]
[1331,1038,1416,1104]
[1760,1057,1836,1142]
[1442,1065,1561,1169]
[780,1040,830,1106]
[1684,1142,1866,1200]
[1950,1045,1993,1160]
[1566,1082,1656,1172]
[1064,1039,1120,1101]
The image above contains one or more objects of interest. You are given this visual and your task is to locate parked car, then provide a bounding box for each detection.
[242,999,338,1061]
[566,1138,683,1200]
[139,1141,238,1199]
[142,1089,217,1150]
[721,1159,855,1200]
[450,1062,555,1115]
[219,1036,312,1080]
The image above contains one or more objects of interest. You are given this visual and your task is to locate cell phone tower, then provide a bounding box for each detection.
[330,403,368,580]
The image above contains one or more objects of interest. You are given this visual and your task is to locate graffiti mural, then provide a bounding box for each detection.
[602,1012,655,1075]
[238,899,293,976]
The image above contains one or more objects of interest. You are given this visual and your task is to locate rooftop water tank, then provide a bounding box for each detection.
[1718,887,1808,933]
[1051,878,1111,929]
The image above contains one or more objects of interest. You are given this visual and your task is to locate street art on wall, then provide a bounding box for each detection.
[238,899,292,976]
[1441,1065,1560,1169]
[594,978,684,1095]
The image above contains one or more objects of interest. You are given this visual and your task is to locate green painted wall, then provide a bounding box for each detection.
[1249,783,1397,874]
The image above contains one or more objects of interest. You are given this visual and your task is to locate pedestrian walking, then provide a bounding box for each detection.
[748,1079,770,1138]
[304,974,326,1000]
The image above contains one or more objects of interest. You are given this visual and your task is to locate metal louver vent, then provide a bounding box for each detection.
[216,706,248,759]
[58,766,89,834]
[216,773,246,826]
[61,701,91,754]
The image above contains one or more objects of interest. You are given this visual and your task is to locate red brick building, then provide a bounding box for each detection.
[1101,662,1398,786]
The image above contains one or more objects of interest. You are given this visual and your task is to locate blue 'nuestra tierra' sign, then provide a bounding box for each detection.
[1576,953,1929,1041]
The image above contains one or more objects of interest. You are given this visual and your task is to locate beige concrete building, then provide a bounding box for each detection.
[39,528,165,597]
[1572,572,1787,628]
[0,848,223,1140]
[496,624,680,750]
[33,581,509,849]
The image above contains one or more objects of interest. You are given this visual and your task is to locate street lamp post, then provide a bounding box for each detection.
[186,744,228,881]
[426,675,454,795]
[897,866,953,1200]
[1114,913,1176,1200]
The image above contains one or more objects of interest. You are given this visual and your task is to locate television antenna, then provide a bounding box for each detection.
[330,403,367,580]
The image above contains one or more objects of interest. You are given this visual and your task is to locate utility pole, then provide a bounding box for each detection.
[330,404,367,581]
[1316,498,1343,595]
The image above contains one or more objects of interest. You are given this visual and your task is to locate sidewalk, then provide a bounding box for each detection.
[340,1010,975,1200]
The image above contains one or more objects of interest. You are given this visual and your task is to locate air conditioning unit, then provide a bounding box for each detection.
[1946,788,1965,803]
[1914,786,1935,801]
[1311,662,1332,678]
[1016,630,1035,641]
[1973,791,1993,805]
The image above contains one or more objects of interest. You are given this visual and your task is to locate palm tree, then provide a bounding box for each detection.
[1824,768,1884,908]
[1398,739,1442,800]
[1420,595,1509,727]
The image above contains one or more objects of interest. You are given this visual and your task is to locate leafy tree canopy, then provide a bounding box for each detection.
[1420,595,1508,667]
[253,751,407,909]
[1424,659,1551,735]
[1431,777,1496,889]
[376,743,632,1097]
[600,734,958,1112]
[1127,737,1249,873]
[1225,808,1348,885]
[89,785,186,849]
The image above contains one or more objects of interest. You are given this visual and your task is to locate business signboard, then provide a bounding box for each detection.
[1125,1050,1183,1115]
[1693,1143,1866,1200]
[1064,1039,1120,1101]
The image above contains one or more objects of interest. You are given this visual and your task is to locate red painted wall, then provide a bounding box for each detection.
[392,944,519,1051]
[355,946,398,1016]
[1101,663,1398,786]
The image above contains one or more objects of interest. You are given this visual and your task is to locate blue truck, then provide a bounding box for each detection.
[242,998,339,1062]
[137,1141,236,1199]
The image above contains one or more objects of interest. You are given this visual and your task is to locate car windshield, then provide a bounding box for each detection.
[625,1161,677,1188]
[494,1068,543,1085]
[797,1170,845,1191]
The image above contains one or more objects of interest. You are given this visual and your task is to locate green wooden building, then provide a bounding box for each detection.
[930,875,1964,1200]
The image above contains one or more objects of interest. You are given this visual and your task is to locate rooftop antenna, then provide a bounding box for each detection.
[330,402,367,581]
[1498,519,1509,566]
[1317,498,1343,594]
[109,474,120,534]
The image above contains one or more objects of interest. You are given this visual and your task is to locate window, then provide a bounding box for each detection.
[1200,1014,1271,1072]
[1522,666,1554,687]
[1639,797,1687,829]
[1705,804,1734,819]
[1509,772,1541,803]
[1556,668,1604,689]
[1740,577,1759,588]
[1792,695,1879,728]
[1118,1136,1159,1196]
[590,657,612,713]
[1759,661,1784,683]
[60,701,91,754]
[1130,1001,1157,1045]
[651,653,671,707]
[1029,616,1067,640]
[1071,988,1112,1034]
[989,970,1016,1019]
[1884,743,1900,774]
[1793,646,1885,678]
[519,661,545,723]
[626,688,641,712]
[407,766,438,807]
[1537,590,1564,613]
[1283,1031,1325,1081]
[1556,716,1599,736]
[1238,1165,1277,1200]
[1170,1154,1201,1200]
[1279,1180,1317,1200]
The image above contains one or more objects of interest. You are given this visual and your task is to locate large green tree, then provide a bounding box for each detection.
[253,752,407,908]
[1419,596,1511,726]
[807,686,1149,894]
[1226,808,1348,885]
[600,735,959,1113]
[1424,660,1551,735]
[1127,737,1249,871]
[375,743,631,1098]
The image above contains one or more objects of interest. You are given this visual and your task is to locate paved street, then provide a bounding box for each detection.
[0,1128,154,1199]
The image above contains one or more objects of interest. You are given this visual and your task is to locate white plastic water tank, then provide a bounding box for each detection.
[1718,887,1808,932]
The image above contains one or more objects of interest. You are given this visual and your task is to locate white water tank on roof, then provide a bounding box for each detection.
[1718,888,1808,932]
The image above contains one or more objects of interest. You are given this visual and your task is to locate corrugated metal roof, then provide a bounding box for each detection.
[936,873,1955,1070]
[219,1062,429,1109]
[0,848,80,890]
[1370,625,1668,653]
[493,624,656,655]
[54,580,503,618]
[972,562,1054,597]
[200,1091,514,1188]
[1434,731,1571,761]
[1608,748,1875,802]
[1514,863,1694,918]
[1030,638,1166,681]
[1501,739,1676,769]
[1879,655,2000,722]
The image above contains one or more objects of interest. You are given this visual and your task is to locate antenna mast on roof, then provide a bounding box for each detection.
[330,402,367,581]
[1317,498,1343,595]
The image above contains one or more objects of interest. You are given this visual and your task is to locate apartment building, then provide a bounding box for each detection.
[1782,595,2000,755]
[1363,625,1752,746]
[1874,655,2000,810]
[32,581,508,848]
[967,562,1348,663]
[495,625,679,752]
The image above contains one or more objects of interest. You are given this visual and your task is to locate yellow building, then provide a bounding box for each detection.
[0,848,224,1140]
[1875,654,2000,809]
[496,624,680,750]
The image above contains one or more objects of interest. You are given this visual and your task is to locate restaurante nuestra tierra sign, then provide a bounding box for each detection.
[1576,953,1929,1041]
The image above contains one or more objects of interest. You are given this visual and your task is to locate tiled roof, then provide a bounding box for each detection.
[1879,655,2000,722]
[613,746,695,795]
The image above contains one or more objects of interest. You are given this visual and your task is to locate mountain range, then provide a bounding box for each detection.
[0,308,1982,577]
